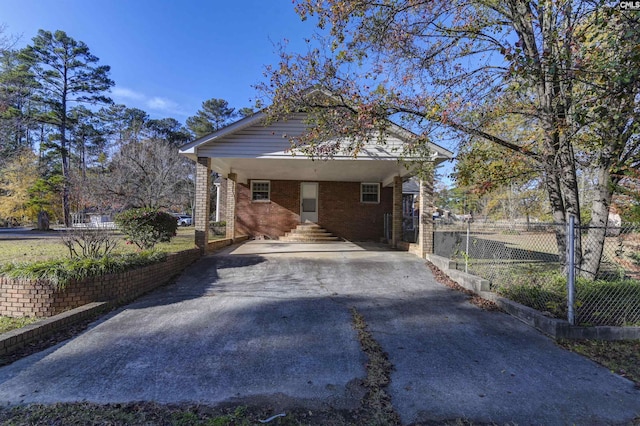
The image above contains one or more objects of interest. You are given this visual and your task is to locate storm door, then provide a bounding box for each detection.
[300,182,319,223]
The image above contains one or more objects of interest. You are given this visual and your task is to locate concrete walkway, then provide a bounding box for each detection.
[0,241,638,424]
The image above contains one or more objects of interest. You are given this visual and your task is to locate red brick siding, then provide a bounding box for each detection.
[236,180,300,238]
[319,182,392,241]
[235,180,392,241]
[0,249,200,318]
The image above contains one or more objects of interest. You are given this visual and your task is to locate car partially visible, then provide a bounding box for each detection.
[173,214,192,226]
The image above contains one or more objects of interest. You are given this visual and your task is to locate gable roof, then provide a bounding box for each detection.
[178,101,454,186]
[179,110,453,163]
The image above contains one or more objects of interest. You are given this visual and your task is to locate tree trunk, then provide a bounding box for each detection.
[37,210,50,231]
[580,156,614,279]
[61,77,71,227]
[545,170,568,266]
[557,138,582,267]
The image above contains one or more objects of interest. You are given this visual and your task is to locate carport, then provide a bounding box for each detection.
[179,109,453,253]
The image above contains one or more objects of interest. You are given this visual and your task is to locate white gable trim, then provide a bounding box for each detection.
[179,112,453,164]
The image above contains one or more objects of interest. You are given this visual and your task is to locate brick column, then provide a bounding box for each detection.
[391,175,403,248]
[225,173,237,239]
[419,173,434,258]
[195,157,211,254]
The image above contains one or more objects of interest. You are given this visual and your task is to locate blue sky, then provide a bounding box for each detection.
[1,0,317,120]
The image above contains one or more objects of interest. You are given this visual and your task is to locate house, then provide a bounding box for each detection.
[179,109,453,257]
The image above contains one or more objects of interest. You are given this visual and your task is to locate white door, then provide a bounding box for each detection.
[300,182,319,223]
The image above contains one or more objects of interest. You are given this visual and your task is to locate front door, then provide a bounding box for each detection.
[300,182,319,223]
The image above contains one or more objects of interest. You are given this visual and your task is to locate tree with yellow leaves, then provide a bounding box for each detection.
[0,149,39,225]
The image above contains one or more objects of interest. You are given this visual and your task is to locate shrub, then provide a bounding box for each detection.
[0,251,167,288]
[60,227,118,259]
[115,208,178,250]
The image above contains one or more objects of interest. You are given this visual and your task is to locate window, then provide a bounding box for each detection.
[251,180,270,201]
[361,183,380,203]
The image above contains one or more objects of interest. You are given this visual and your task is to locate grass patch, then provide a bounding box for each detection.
[496,272,640,326]
[0,316,38,334]
[0,228,214,287]
[0,238,65,264]
[0,402,360,425]
[0,228,205,265]
[559,340,640,386]
[495,272,567,318]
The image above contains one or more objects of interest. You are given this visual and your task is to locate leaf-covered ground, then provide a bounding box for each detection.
[559,339,640,386]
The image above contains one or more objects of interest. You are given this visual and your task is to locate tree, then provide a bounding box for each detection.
[238,107,256,118]
[569,10,640,277]
[0,149,39,224]
[145,117,191,146]
[186,98,235,138]
[0,47,39,166]
[260,1,640,277]
[69,105,106,178]
[20,29,113,227]
[100,138,193,210]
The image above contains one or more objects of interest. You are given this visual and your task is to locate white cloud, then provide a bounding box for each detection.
[112,87,145,101]
[112,86,185,116]
[147,97,178,111]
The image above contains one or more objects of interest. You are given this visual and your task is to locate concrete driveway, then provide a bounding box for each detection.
[0,241,638,424]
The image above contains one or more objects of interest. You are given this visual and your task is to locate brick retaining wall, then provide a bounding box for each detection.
[0,249,201,318]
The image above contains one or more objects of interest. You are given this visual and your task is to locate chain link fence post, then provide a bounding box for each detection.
[567,215,576,325]
[465,220,470,273]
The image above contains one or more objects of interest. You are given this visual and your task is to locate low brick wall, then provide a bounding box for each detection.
[0,249,201,318]
[207,235,249,252]
[0,302,109,356]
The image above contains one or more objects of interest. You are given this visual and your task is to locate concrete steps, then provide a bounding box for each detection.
[279,223,341,242]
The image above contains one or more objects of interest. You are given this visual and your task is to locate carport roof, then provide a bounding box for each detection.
[179,111,453,186]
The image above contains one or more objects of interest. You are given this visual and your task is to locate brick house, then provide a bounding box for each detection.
[179,111,452,256]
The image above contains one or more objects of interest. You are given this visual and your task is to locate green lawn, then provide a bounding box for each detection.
[0,228,207,265]
[0,316,39,334]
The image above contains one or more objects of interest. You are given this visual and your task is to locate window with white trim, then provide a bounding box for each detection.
[361,183,380,203]
[251,180,270,201]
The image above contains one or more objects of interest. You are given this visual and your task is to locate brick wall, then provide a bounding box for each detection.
[319,181,393,241]
[0,249,200,318]
[235,180,392,241]
[236,180,301,238]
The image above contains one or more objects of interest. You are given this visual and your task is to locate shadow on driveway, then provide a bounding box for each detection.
[0,241,637,425]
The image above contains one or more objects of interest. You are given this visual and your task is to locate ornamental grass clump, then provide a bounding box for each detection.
[0,251,167,289]
[115,208,178,250]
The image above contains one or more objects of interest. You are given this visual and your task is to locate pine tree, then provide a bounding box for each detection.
[186,98,235,138]
[20,29,113,226]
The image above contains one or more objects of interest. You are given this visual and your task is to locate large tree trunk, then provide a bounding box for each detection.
[580,148,615,279]
[557,137,582,267]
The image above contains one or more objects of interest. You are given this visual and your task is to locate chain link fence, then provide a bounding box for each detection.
[572,223,640,326]
[434,220,640,327]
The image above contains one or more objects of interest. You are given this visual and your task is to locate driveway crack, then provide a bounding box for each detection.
[351,307,401,425]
